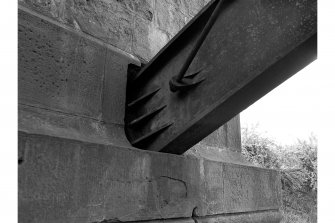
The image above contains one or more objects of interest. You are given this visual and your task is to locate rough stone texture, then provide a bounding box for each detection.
[18,6,138,147]
[165,0,206,17]
[199,115,241,153]
[18,132,281,223]
[185,145,249,167]
[132,16,170,62]
[18,0,207,61]
[155,0,189,37]
[19,104,131,147]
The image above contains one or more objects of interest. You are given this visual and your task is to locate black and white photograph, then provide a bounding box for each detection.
[1,0,334,222]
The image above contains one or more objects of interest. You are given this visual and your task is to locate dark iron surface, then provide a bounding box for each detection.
[125,0,317,154]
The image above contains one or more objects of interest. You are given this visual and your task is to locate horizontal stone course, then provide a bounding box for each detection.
[19,132,281,223]
[18,6,139,125]
[18,104,131,147]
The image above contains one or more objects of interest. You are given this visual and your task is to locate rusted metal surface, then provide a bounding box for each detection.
[125,0,317,154]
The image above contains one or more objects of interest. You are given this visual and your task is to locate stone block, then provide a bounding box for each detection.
[18,7,100,117]
[18,132,281,223]
[19,0,68,21]
[132,16,170,61]
[19,0,134,53]
[186,145,250,166]
[19,104,131,147]
[115,0,154,22]
[71,0,134,53]
[226,115,242,152]
[132,16,151,61]
[101,46,140,125]
[18,6,140,140]
[200,116,241,152]
[18,7,106,118]
[164,0,205,17]
[18,0,209,61]
[155,0,188,37]
[222,164,281,213]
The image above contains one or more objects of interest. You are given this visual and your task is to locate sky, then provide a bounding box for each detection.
[240,60,320,146]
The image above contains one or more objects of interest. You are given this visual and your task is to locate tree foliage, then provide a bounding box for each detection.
[241,126,317,223]
[241,125,279,169]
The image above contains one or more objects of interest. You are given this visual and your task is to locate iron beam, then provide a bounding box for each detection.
[125,0,317,154]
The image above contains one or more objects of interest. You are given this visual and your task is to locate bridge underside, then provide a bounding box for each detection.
[18,0,316,222]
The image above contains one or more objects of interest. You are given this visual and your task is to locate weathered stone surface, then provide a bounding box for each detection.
[102,48,134,124]
[20,0,135,53]
[165,0,206,16]
[73,0,134,53]
[155,0,188,37]
[226,115,242,152]
[18,132,281,223]
[116,0,155,21]
[18,6,139,121]
[132,16,170,61]
[185,145,249,167]
[199,116,241,153]
[18,6,140,148]
[19,7,105,118]
[18,0,207,61]
[19,104,131,147]
[18,0,69,22]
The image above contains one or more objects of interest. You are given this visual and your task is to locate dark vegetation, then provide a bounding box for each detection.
[241,126,317,223]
